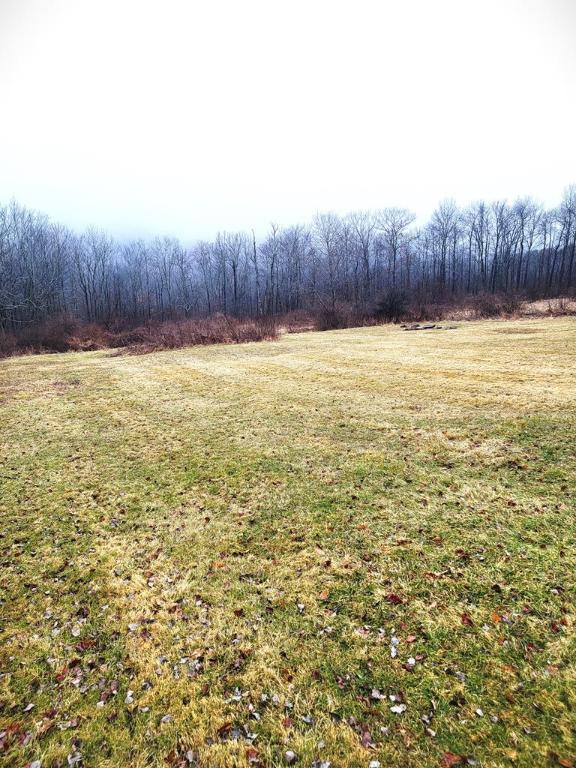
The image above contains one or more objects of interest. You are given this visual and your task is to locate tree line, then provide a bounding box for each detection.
[1,187,575,331]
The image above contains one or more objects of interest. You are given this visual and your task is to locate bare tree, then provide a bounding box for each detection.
[1,186,574,346]
[377,208,416,290]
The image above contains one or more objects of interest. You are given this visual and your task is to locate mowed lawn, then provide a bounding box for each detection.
[1,320,575,768]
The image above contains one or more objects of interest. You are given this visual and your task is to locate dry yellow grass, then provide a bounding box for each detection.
[1,318,575,767]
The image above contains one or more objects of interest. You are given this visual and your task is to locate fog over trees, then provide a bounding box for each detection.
[1,187,575,331]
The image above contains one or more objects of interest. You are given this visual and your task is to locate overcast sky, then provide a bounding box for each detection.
[1,0,575,241]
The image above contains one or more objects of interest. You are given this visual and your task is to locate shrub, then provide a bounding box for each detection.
[315,307,345,331]
[123,315,280,354]
[11,315,80,353]
[278,310,316,333]
[471,292,523,318]
[374,289,409,323]
[499,293,524,315]
[0,314,281,358]
[313,303,370,331]
[0,329,17,357]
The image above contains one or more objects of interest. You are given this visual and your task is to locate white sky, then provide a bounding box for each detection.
[1,0,575,240]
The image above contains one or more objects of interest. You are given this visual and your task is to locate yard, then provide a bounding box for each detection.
[1,319,575,767]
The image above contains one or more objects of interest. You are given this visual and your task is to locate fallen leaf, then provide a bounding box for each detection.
[361,730,374,747]
[441,753,463,767]
[386,593,403,605]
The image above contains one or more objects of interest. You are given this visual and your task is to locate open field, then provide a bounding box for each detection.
[1,319,575,768]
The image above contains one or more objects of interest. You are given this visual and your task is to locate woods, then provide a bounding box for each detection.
[1,188,575,341]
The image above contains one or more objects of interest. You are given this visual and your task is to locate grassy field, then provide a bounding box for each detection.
[1,319,575,768]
